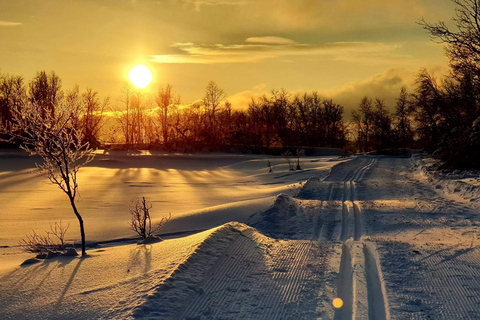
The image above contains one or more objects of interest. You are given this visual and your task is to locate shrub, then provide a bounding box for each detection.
[129,197,171,241]
[19,221,74,256]
[295,148,304,170]
[267,160,275,173]
[282,150,295,170]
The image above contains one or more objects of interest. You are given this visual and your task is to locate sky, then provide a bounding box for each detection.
[0,0,457,114]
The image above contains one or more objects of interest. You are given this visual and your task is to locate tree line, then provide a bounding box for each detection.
[2,1,480,167]
[1,67,479,168]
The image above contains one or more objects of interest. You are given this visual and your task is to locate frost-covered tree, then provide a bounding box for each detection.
[0,97,94,256]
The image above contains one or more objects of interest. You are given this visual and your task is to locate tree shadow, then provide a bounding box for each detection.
[56,256,86,306]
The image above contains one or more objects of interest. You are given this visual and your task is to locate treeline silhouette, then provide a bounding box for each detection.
[2,1,480,168]
[0,68,479,167]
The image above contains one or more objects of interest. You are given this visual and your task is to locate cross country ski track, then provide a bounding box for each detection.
[131,155,480,319]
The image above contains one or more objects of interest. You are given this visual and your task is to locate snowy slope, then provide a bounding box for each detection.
[2,151,480,319]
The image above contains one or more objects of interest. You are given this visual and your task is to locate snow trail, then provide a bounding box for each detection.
[6,154,480,319]
[334,242,354,320]
[364,242,389,320]
[328,156,389,320]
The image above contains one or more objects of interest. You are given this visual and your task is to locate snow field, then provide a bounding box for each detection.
[1,151,480,319]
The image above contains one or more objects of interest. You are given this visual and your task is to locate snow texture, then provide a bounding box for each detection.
[1,150,480,319]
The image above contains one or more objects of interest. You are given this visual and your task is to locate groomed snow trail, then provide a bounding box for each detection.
[359,156,480,319]
[5,155,480,319]
[324,156,390,320]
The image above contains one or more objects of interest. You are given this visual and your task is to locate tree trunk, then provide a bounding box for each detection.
[69,197,86,256]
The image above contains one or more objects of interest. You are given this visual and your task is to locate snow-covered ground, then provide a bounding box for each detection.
[1,150,480,319]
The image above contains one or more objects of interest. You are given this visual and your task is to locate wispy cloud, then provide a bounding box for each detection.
[149,39,404,64]
[0,20,22,27]
[245,36,297,45]
[182,0,250,11]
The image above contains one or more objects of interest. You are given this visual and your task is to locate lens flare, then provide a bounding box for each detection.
[333,297,344,309]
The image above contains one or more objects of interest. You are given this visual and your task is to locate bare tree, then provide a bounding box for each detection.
[419,0,480,82]
[203,81,226,145]
[82,88,108,147]
[29,71,62,117]
[156,84,180,145]
[395,87,413,152]
[129,197,171,241]
[267,160,275,173]
[282,150,295,170]
[0,97,94,256]
[118,81,134,145]
[359,96,373,152]
[295,148,304,170]
[0,72,25,128]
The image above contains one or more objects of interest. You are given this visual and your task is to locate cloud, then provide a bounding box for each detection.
[227,84,269,110]
[149,39,404,64]
[224,68,441,116]
[182,0,250,11]
[319,68,418,117]
[245,36,297,45]
[0,21,22,27]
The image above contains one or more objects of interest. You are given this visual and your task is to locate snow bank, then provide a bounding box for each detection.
[0,222,247,319]
[412,155,480,208]
[248,193,321,239]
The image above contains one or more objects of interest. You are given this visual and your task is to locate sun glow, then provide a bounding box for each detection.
[129,65,152,89]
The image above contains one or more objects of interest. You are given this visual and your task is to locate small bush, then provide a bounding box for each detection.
[267,160,275,173]
[19,221,74,256]
[282,150,295,170]
[295,148,305,170]
[130,197,171,241]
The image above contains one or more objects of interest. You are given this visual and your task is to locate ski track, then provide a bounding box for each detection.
[328,157,389,320]
[5,153,480,319]
[137,156,480,319]
[128,155,480,319]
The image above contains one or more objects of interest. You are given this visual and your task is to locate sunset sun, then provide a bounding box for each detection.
[128,65,152,89]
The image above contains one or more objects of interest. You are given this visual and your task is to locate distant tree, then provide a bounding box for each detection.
[372,98,393,150]
[323,99,345,148]
[81,88,108,147]
[0,97,94,256]
[118,81,135,145]
[412,69,442,152]
[28,71,62,117]
[351,110,363,152]
[156,84,179,146]
[0,72,25,129]
[395,87,413,152]
[203,81,226,145]
[358,97,373,152]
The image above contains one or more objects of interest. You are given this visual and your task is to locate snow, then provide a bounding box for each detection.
[1,150,480,319]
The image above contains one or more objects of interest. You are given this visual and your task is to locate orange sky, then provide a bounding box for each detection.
[0,0,456,113]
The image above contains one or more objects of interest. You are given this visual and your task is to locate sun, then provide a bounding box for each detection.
[129,65,152,89]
